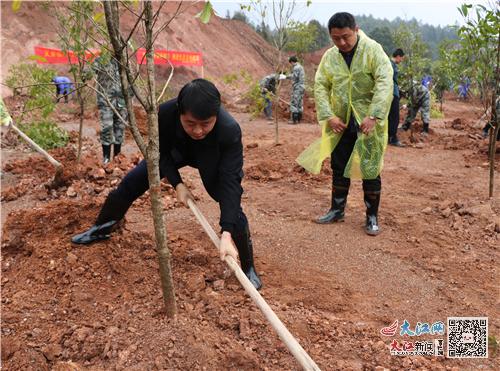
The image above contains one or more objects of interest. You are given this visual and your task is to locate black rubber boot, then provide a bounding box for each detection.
[113,143,121,157]
[102,144,111,165]
[315,186,349,224]
[72,191,130,245]
[298,112,302,123]
[422,122,429,134]
[364,191,381,236]
[232,226,262,290]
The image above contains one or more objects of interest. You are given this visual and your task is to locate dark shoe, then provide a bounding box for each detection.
[71,220,118,244]
[389,137,405,147]
[482,129,489,139]
[232,226,262,290]
[298,112,302,123]
[113,143,121,157]
[315,186,348,224]
[102,144,111,165]
[422,122,429,134]
[364,191,380,236]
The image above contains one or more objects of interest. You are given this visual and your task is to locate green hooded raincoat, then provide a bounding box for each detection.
[297,30,393,179]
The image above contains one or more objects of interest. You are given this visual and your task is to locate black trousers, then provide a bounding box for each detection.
[388,95,400,140]
[330,129,381,193]
[96,159,249,234]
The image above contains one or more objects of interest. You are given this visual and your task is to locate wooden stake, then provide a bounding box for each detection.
[187,199,321,371]
[9,122,64,184]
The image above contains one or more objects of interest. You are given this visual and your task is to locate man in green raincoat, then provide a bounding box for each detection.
[297,12,393,235]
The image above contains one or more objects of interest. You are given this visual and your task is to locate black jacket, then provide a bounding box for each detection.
[158,99,244,233]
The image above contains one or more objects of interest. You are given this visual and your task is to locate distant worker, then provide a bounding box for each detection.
[388,48,405,147]
[287,56,305,124]
[458,78,470,100]
[85,55,129,164]
[422,75,432,90]
[52,76,73,103]
[401,82,431,135]
[259,73,286,121]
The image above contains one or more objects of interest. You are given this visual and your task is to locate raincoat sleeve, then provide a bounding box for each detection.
[367,45,393,120]
[314,51,335,122]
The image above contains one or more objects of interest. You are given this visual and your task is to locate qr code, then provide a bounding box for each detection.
[447,317,488,358]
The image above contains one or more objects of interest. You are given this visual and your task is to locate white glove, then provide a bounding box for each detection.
[402,104,407,110]
[279,74,287,80]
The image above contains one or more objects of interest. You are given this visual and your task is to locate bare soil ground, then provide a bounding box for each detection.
[1,96,499,370]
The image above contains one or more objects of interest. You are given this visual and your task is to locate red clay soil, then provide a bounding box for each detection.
[1,96,499,370]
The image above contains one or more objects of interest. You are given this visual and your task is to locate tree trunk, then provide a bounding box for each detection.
[77,88,84,162]
[103,0,177,316]
[488,27,500,198]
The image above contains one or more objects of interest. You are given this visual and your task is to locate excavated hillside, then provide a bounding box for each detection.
[0,1,277,97]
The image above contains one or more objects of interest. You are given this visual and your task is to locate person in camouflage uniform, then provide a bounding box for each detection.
[401,82,431,134]
[259,72,286,121]
[259,73,279,121]
[87,55,128,164]
[287,56,305,124]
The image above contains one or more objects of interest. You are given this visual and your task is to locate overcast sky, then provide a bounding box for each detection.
[211,0,491,28]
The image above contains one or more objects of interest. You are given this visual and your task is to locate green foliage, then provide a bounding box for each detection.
[308,19,331,50]
[196,1,214,24]
[368,26,395,54]
[430,91,444,118]
[245,83,267,118]
[432,39,461,104]
[393,23,431,94]
[239,69,254,85]
[19,120,69,150]
[222,73,239,85]
[285,20,318,57]
[356,15,458,60]
[5,63,57,119]
[232,10,252,25]
[455,2,499,111]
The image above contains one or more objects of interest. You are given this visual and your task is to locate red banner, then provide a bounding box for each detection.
[34,46,99,64]
[136,49,203,66]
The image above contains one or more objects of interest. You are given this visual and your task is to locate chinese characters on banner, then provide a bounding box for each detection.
[135,49,203,66]
[34,46,203,68]
[34,46,100,64]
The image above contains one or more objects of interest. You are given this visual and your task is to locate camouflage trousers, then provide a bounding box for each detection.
[290,85,305,114]
[98,98,127,146]
[404,97,430,125]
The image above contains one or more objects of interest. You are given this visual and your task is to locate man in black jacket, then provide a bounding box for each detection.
[72,79,262,290]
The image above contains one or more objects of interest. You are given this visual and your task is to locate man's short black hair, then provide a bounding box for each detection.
[328,12,356,32]
[288,56,298,63]
[393,48,405,57]
[177,78,221,119]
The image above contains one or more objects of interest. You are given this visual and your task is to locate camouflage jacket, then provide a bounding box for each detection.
[87,56,126,107]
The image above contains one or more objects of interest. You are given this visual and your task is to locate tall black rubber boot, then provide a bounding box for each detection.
[231,226,262,290]
[315,186,349,224]
[102,144,111,165]
[422,122,429,134]
[364,191,381,236]
[298,112,302,123]
[71,191,130,245]
[113,143,121,157]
